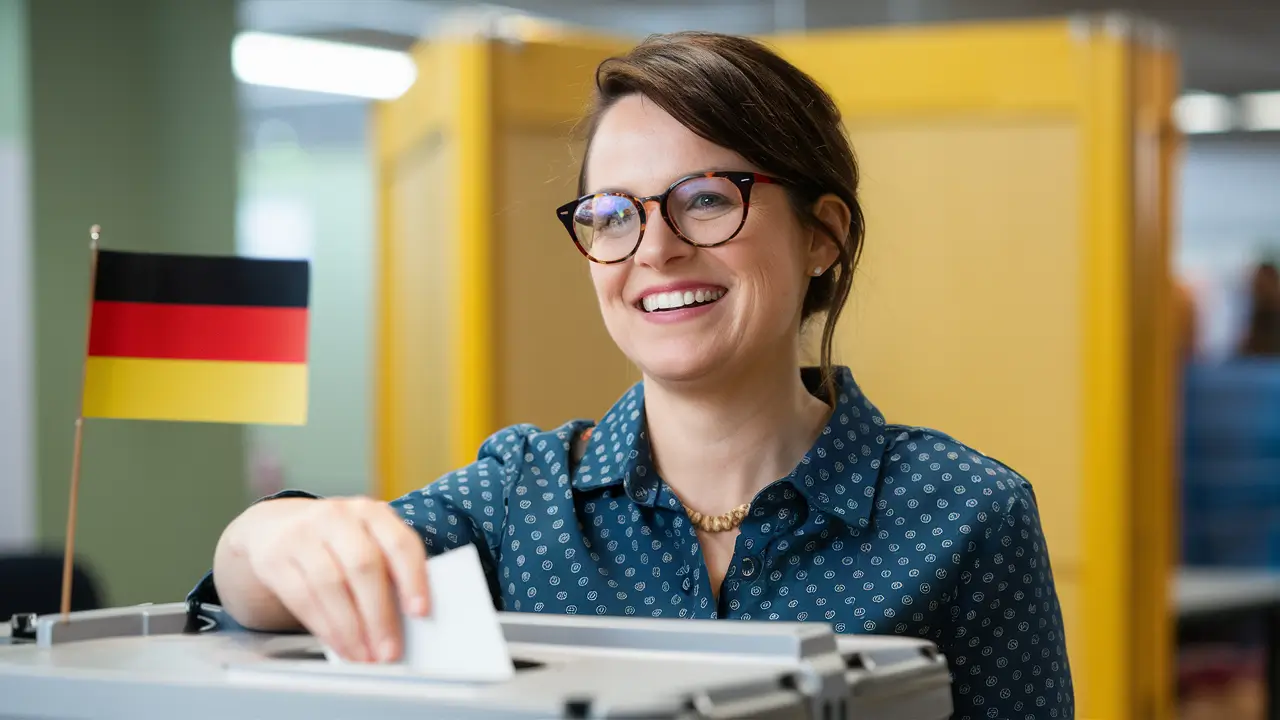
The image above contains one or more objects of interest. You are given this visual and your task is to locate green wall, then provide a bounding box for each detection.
[0,0,25,141]
[239,142,374,499]
[28,0,247,605]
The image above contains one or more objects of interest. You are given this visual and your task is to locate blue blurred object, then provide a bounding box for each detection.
[1182,359,1280,567]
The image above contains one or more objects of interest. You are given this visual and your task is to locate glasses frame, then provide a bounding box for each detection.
[555,170,784,264]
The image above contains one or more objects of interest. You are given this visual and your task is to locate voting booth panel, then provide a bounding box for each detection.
[373,16,1179,720]
[764,18,1181,720]
[490,38,643,446]
[374,33,639,496]
[1127,36,1181,720]
[375,40,466,506]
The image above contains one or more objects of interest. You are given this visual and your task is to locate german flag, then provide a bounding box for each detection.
[82,250,310,425]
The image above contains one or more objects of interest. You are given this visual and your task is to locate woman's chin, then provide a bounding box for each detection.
[631,348,730,387]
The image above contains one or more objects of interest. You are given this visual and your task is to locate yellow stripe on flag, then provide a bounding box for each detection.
[83,356,308,425]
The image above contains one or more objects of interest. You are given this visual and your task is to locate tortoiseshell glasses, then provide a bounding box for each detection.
[555,171,783,264]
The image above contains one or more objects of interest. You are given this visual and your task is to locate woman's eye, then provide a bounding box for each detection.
[687,193,728,210]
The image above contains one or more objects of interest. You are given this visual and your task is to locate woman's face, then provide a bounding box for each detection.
[580,94,840,385]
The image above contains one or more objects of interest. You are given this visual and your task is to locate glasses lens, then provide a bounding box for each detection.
[572,194,641,261]
[668,176,745,246]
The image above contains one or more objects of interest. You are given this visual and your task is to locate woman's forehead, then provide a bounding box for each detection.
[583,95,752,194]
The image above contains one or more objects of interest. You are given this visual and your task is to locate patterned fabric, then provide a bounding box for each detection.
[187,365,1073,718]
[395,366,1073,719]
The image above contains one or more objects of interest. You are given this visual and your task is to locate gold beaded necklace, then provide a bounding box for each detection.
[576,427,751,533]
[686,503,750,533]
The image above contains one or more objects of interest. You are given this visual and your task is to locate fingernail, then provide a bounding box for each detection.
[379,639,398,662]
[408,596,428,616]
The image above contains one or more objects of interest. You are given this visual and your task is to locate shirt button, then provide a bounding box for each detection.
[741,558,756,578]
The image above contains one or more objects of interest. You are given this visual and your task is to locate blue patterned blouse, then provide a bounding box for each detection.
[192,366,1073,719]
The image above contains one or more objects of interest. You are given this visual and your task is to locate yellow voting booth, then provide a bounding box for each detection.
[373,15,1181,720]
[373,27,637,496]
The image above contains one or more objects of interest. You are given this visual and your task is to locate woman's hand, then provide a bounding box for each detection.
[214,496,430,663]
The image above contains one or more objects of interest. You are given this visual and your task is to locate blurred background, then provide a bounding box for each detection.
[1,1,1279,719]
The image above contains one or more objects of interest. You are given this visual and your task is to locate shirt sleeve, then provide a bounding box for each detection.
[389,423,543,609]
[187,425,541,614]
[945,479,1075,720]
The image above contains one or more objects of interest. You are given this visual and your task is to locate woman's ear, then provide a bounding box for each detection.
[807,193,850,271]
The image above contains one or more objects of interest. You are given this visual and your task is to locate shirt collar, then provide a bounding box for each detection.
[571,382,658,504]
[571,366,888,527]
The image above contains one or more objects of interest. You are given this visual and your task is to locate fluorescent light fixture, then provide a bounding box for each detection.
[1238,91,1280,132]
[1173,92,1235,134]
[231,31,416,100]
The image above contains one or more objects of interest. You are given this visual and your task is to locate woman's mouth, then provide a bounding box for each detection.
[639,288,727,313]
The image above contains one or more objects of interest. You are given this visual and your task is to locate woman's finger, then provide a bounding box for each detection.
[362,504,431,617]
[322,517,401,662]
[265,554,333,642]
[295,542,370,662]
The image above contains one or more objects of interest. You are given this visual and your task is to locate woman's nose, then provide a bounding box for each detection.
[633,203,694,269]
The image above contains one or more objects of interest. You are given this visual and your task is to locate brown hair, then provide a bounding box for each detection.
[577,31,865,398]
[1240,261,1280,356]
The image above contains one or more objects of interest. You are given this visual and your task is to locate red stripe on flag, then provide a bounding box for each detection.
[88,301,308,363]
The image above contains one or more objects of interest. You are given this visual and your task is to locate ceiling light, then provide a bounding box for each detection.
[231,31,417,100]
[1173,92,1234,135]
[1238,91,1280,132]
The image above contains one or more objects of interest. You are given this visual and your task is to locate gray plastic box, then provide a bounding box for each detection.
[0,603,952,719]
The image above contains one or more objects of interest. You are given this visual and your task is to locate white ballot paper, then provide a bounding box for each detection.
[324,543,515,682]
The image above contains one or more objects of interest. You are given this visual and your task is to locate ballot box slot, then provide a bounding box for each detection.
[264,646,545,672]
[270,648,328,662]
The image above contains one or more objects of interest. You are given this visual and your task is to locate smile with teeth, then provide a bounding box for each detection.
[640,288,727,313]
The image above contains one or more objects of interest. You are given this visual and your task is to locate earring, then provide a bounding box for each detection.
[812,266,824,276]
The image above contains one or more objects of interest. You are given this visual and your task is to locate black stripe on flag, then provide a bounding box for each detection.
[93,250,309,308]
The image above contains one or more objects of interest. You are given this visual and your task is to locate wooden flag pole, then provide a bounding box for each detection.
[60,224,102,618]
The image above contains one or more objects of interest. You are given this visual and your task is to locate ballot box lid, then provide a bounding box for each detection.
[0,603,953,719]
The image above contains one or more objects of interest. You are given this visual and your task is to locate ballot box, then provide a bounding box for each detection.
[0,602,952,719]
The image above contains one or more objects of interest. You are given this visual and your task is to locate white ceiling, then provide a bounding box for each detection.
[236,0,1280,110]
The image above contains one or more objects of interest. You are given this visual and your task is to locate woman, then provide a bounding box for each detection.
[198,31,1073,718]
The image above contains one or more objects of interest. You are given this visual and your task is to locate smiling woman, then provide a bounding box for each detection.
[198,30,1074,720]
